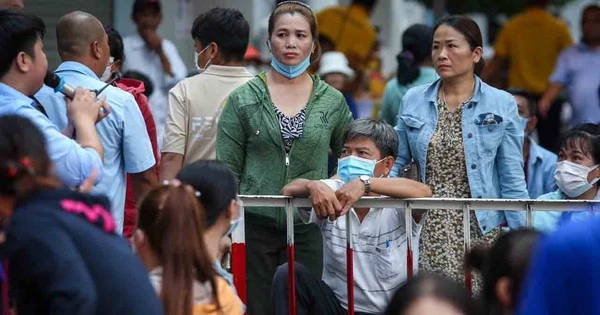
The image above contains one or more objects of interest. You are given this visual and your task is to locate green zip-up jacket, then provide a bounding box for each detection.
[217,72,353,228]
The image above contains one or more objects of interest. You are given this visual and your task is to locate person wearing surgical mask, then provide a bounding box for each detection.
[216,2,354,313]
[533,123,600,232]
[274,118,431,314]
[159,7,254,181]
[176,160,243,292]
[509,88,558,200]
[133,181,244,314]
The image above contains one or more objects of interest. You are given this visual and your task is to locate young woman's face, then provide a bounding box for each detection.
[432,25,481,80]
[559,139,600,183]
[269,13,314,66]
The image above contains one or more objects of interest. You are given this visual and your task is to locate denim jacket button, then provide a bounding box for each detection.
[467,104,472,109]
[471,164,476,169]
[467,133,473,139]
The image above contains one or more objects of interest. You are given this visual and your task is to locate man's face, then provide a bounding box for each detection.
[340,136,390,178]
[582,8,600,44]
[514,94,537,134]
[29,38,48,93]
[134,9,161,32]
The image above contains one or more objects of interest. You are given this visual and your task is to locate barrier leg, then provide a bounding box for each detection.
[463,204,472,295]
[285,199,296,315]
[405,202,413,279]
[346,213,355,315]
[232,202,247,306]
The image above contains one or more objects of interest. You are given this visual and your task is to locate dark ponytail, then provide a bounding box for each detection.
[396,24,433,85]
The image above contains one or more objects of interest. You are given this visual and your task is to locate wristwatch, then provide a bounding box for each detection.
[359,175,372,194]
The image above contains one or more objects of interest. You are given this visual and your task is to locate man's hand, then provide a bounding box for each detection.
[538,98,551,119]
[307,180,342,221]
[336,178,365,215]
[141,29,163,52]
[67,88,109,126]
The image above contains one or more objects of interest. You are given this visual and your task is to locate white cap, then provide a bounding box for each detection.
[318,51,355,78]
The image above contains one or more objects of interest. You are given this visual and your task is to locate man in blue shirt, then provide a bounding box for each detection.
[510,88,557,199]
[0,10,106,187]
[36,11,156,234]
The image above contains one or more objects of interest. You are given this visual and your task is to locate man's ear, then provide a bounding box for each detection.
[383,156,395,176]
[92,41,102,60]
[208,42,219,60]
[15,51,32,73]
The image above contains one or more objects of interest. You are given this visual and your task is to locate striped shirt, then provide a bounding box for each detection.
[300,179,422,313]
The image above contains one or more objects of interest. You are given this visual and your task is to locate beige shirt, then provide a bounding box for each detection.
[162,65,254,163]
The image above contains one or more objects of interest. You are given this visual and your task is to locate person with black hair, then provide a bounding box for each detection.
[384,274,480,315]
[104,26,160,240]
[123,0,187,150]
[509,88,557,200]
[35,11,157,235]
[533,123,600,232]
[0,115,163,315]
[0,9,108,188]
[122,70,154,97]
[176,160,242,291]
[393,16,528,285]
[379,24,438,125]
[465,229,541,315]
[160,7,254,181]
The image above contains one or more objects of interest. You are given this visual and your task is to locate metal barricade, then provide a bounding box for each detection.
[233,196,600,315]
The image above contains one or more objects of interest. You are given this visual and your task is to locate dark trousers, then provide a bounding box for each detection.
[536,96,564,153]
[271,262,376,315]
[246,214,323,315]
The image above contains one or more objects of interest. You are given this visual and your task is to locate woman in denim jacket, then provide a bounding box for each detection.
[392,16,528,284]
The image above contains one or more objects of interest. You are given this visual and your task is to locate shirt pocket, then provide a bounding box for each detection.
[374,243,404,280]
[474,113,505,153]
[400,115,426,153]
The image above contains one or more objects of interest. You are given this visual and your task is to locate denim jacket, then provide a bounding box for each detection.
[392,77,528,233]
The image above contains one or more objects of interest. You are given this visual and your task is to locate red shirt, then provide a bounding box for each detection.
[114,78,160,239]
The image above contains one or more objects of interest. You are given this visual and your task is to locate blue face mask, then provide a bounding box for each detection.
[518,116,529,132]
[337,155,386,183]
[269,40,312,79]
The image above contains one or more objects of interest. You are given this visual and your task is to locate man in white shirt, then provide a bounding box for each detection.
[272,118,432,314]
[159,7,254,180]
[122,0,187,149]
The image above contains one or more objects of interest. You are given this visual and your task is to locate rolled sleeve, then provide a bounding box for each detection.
[161,83,188,155]
[496,96,528,228]
[21,108,104,186]
[122,96,155,174]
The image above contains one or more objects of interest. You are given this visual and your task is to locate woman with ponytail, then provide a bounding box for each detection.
[379,24,437,125]
[0,115,162,315]
[134,182,243,315]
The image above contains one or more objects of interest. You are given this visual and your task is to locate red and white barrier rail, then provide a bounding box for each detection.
[233,196,600,314]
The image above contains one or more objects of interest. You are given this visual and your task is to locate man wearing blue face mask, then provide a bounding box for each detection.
[509,88,558,199]
[272,118,432,314]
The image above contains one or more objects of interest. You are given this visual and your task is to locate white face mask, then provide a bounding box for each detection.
[100,57,115,82]
[555,160,600,197]
[195,45,212,72]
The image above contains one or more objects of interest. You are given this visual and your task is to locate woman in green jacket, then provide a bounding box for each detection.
[216,2,353,314]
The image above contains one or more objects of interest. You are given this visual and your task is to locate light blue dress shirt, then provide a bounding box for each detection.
[550,42,600,126]
[392,76,529,233]
[0,82,103,186]
[35,61,155,234]
[379,67,438,125]
[533,190,600,233]
[526,137,558,199]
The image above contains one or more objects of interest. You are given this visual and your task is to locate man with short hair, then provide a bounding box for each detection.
[272,118,432,314]
[36,11,156,235]
[510,88,557,199]
[122,0,187,148]
[0,9,106,187]
[160,7,254,180]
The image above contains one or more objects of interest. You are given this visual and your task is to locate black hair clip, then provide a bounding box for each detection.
[277,0,312,11]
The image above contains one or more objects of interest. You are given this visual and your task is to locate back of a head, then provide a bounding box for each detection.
[138,185,218,315]
[122,70,154,96]
[0,9,45,79]
[385,274,478,315]
[0,115,51,196]
[465,229,541,314]
[176,160,238,228]
[191,7,249,63]
[56,11,105,60]
[396,23,433,85]
[105,26,124,63]
[508,87,537,116]
[344,118,399,158]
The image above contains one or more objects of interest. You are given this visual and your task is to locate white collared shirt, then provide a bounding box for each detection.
[300,179,422,313]
[122,33,188,149]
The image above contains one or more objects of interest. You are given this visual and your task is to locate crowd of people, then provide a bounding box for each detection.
[0,0,599,314]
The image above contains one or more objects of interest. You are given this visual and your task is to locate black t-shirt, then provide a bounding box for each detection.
[1,188,163,315]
